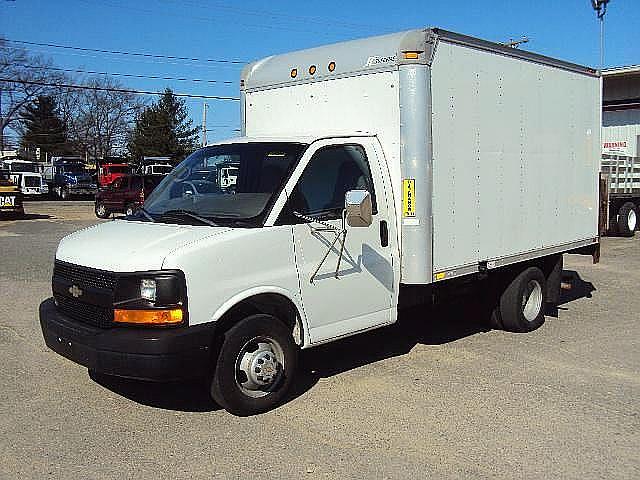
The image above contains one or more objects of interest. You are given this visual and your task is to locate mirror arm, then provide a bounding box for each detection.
[334,209,348,278]
[294,210,349,283]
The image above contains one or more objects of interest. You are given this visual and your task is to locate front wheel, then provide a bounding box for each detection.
[95,201,110,219]
[210,314,298,416]
[60,187,70,200]
[125,204,136,216]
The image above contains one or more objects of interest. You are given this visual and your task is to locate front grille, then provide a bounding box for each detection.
[25,177,40,187]
[53,261,117,328]
[54,261,118,291]
[54,294,113,328]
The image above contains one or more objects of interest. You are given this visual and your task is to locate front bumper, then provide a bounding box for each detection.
[68,187,96,196]
[39,298,215,381]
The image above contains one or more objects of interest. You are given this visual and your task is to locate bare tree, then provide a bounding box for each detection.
[0,38,66,152]
[60,76,145,159]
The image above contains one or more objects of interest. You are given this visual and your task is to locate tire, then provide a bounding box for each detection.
[492,266,547,333]
[210,314,298,416]
[616,202,637,237]
[95,201,110,219]
[60,187,70,201]
[125,204,135,216]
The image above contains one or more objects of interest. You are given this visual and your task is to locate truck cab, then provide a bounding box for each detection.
[45,158,97,199]
[1,159,48,197]
[98,163,131,188]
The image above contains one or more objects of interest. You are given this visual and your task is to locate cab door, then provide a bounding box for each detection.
[275,138,397,344]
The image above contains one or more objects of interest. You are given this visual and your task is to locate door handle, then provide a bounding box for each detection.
[380,220,389,247]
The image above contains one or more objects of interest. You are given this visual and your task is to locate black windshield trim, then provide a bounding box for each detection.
[144,142,309,228]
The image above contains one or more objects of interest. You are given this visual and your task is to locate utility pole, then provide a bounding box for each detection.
[591,0,611,70]
[202,102,208,147]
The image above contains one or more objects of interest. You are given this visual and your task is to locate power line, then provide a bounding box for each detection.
[4,38,246,65]
[0,78,240,100]
[163,0,379,31]
[2,62,236,85]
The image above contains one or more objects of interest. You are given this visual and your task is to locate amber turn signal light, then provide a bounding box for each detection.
[114,308,183,325]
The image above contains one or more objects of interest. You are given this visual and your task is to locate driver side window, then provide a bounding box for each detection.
[278,144,377,224]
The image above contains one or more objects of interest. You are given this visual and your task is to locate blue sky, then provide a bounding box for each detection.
[2,0,638,144]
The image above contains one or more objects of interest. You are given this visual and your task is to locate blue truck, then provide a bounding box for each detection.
[42,157,97,200]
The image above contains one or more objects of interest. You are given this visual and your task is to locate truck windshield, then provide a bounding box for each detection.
[106,165,130,174]
[9,163,37,173]
[62,166,85,174]
[143,142,307,226]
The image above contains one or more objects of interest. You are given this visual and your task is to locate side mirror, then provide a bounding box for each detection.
[345,189,372,227]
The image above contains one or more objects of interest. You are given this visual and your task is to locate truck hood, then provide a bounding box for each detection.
[56,220,231,271]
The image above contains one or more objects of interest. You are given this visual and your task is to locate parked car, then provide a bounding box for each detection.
[94,174,164,218]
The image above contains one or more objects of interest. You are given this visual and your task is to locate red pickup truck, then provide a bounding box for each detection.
[98,163,132,187]
[94,174,164,218]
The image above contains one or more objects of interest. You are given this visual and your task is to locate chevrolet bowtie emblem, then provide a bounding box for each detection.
[68,285,83,298]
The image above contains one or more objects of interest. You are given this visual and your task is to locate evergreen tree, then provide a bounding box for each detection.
[127,88,199,164]
[20,95,69,156]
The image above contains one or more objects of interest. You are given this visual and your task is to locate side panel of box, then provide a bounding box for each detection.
[430,41,600,275]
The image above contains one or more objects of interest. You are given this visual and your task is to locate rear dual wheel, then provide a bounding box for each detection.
[210,314,298,416]
[491,267,547,333]
[616,202,637,237]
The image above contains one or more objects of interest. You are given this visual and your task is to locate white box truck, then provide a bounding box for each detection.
[39,28,601,416]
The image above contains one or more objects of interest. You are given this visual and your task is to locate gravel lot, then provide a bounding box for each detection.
[1,201,638,479]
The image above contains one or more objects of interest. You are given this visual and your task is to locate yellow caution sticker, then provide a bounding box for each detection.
[434,272,446,281]
[402,179,416,217]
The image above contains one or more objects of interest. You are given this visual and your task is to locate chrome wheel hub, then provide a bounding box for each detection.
[236,338,284,398]
[522,279,543,322]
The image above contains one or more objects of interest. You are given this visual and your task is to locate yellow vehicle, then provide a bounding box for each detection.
[0,168,24,218]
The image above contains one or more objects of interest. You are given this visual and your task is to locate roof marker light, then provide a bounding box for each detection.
[328,61,336,72]
[403,51,420,60]
[290,68,298,78]
[309,65,317,75]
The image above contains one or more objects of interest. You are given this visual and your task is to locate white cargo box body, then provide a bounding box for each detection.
[241,28,601,284]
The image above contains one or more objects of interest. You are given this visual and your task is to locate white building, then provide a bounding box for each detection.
[602,65,640,157]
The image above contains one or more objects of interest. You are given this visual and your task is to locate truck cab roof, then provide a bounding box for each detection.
[207,133,375,147]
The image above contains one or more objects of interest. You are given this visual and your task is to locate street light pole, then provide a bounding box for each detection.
[202,102,209,147]
[591,0,611,70]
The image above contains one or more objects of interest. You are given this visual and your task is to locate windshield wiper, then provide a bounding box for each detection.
[161,209,220,227]
[138,207,156,222]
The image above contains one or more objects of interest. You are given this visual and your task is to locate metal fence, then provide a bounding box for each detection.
[601,154,640,194]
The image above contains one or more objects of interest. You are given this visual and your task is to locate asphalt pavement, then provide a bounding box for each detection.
[0,201,638,479]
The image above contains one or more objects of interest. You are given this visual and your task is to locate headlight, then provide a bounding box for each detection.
[140,279,156,301]
[112,271,187,326]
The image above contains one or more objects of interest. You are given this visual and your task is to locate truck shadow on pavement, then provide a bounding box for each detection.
[89,370,221,412]
[289,270,596,403]
[90,270,595,413]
